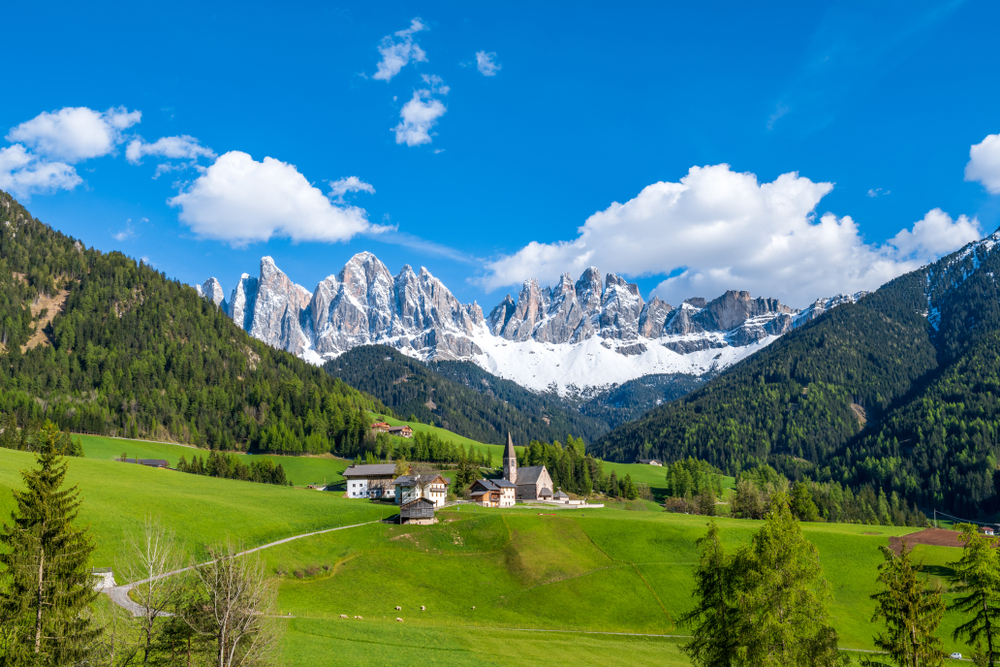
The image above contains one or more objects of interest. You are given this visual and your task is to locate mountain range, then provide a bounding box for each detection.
[198,254,864,397]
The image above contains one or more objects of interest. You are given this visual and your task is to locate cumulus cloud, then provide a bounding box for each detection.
[6,106,140,162]
[126,135,216,165]
[373,18,428,82]
[112,219,137,241]
[0,144,81,198]
[328,176,375,202]
[475,51,501,76]
[478,164,982,307]
[393,87,447,147]
[966,133,1000,194]
[168,151,385,246]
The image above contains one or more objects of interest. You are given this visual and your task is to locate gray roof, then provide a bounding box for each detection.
[515,465,548,485]
[539,487,552,497]
[504,432,517,462]
[393,473,449,486]
[493,479,516,488]
[554,490,569,498]
[400,498,435,508]
[472,479,499,491]
[342,464,397,478]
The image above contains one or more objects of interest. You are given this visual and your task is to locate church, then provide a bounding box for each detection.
[503,433,554,501]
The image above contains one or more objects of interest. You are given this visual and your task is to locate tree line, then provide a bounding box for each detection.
[177,451,290,486]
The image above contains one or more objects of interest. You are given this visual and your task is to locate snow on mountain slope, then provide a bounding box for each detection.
[198,254,863,397]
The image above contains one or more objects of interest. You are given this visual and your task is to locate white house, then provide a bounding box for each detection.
[393,473,450,508]
[342,464,397,499]
[469,478,516,508]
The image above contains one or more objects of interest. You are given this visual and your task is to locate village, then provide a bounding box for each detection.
[344,427,602,524]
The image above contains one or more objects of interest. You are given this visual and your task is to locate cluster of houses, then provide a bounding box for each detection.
[370,421,414,438]
[342,433,580,523]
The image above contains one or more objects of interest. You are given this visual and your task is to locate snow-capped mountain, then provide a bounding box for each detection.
[199,253,864,396]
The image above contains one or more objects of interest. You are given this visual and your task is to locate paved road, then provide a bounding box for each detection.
[103,520,380,616]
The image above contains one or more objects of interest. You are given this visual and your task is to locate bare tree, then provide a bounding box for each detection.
[117,516,185,664]
[187,540,282,667]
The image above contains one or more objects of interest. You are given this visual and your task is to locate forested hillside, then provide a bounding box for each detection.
[326,345,610,445]
[576,372,708,428]
[594,232,1000,516]
[0,190,385,456]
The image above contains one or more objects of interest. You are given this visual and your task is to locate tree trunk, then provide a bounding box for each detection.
[34,544,45,654]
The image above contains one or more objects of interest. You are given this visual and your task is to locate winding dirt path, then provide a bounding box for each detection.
[103,520,380,616]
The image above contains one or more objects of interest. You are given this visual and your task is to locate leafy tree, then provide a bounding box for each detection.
[791,481,820,522]
[949,524,1000,666]
[0,421,100,664]
[862,543,946,667]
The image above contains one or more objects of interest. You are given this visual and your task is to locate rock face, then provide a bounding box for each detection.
[197,253,863,394]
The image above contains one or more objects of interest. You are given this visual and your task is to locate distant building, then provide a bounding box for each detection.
[389,425,414,438]
[637,459,663,466]
[981,526,995,536]
[399,498,436,525]
[122,459,170,468]
[553,489,570,503]
[503,432,554,501]
[342,464,397,499]
[393,473,450,507]
[469,479,516,508]
[370,421,391,434]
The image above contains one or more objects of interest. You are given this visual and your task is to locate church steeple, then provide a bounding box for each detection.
[503,432,517,484]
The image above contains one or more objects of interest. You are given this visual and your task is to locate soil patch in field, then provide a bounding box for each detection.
[889,528,966,553]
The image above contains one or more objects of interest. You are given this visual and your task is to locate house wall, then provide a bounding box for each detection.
[347,477,396,499]
[396,482,448,507]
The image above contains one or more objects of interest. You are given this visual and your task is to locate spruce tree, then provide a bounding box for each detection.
[0,421,100,664]
[949,524,1000,666]
[862,543,945,667]
[681,521,736,667]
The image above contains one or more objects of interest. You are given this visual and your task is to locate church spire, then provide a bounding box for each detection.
[503,432,517,484]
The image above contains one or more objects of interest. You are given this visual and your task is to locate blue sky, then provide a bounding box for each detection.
[3,0,1000,308]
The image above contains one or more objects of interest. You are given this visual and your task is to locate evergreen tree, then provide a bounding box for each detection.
[791,481,820,522]
[729,493,846,666]
[862,543,946,667]
[681,521,736,667]
[0,421,100,664]
[949,524,1000,666]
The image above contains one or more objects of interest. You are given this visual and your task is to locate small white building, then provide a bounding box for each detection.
[637,458,663,466]
[342,464,397,499]
[469,479,517,508]
[393,473,450,508]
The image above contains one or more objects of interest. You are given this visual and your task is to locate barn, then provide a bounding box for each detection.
[399,498,436,525]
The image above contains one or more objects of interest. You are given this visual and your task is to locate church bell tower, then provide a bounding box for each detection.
[503,432,517,484]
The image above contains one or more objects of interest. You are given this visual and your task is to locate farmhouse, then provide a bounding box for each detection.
[389,425,413,438]
[399,498,436,525]
[503,433,554,501]
[981,526,995,536]
[370,421,391,434]
[393,473,450,507]
[637,458,662,466]
[468,478,516,507]
[342,464,397,500]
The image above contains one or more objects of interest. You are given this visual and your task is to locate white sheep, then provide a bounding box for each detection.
[395,605,401,611]
[471,606,476,610]
[420,605,426,611]
[396,617,403,622]
[340,614,347,619]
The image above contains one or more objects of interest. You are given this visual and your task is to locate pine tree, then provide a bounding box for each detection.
[0,421,100,664]
[949,524,1000,666]
[729,493,847,666]
[861,543,946,667]
[681,521,736,667]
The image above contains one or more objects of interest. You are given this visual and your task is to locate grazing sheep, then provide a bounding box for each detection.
[396,617,403,622]
[395,606,401,611]
[340,614,348,619]
[471,606,475,610]
[420,606,426,611]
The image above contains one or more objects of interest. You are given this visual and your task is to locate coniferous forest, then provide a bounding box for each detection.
[0,191,385,456]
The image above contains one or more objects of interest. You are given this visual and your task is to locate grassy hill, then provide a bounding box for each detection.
[0,445,979,664]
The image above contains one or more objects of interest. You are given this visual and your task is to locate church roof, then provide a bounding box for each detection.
[515,465,548,485]
[504,432,516,461]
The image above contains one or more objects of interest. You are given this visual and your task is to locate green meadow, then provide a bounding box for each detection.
[0,436,978,664]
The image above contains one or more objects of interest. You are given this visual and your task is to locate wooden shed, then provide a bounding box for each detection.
[399,498,436,525]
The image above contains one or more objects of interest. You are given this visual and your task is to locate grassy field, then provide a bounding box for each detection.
[0,444,981,664]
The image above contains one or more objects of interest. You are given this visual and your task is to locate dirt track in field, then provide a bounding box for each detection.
[889,528,970,553]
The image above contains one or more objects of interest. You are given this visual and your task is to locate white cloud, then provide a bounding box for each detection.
[965,133,1000,194]
[373,18,428,82]
[0,144,81,198]
[475,51,501,76]
[168,151,385,246]
[420,74,449,95]
[6,106,140,162]
[329,176,375,202]
[867,187,890,197]
[126,135,215,165]
[393,86,447,147]
[478,164,982,307]
[112,219,136,241]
